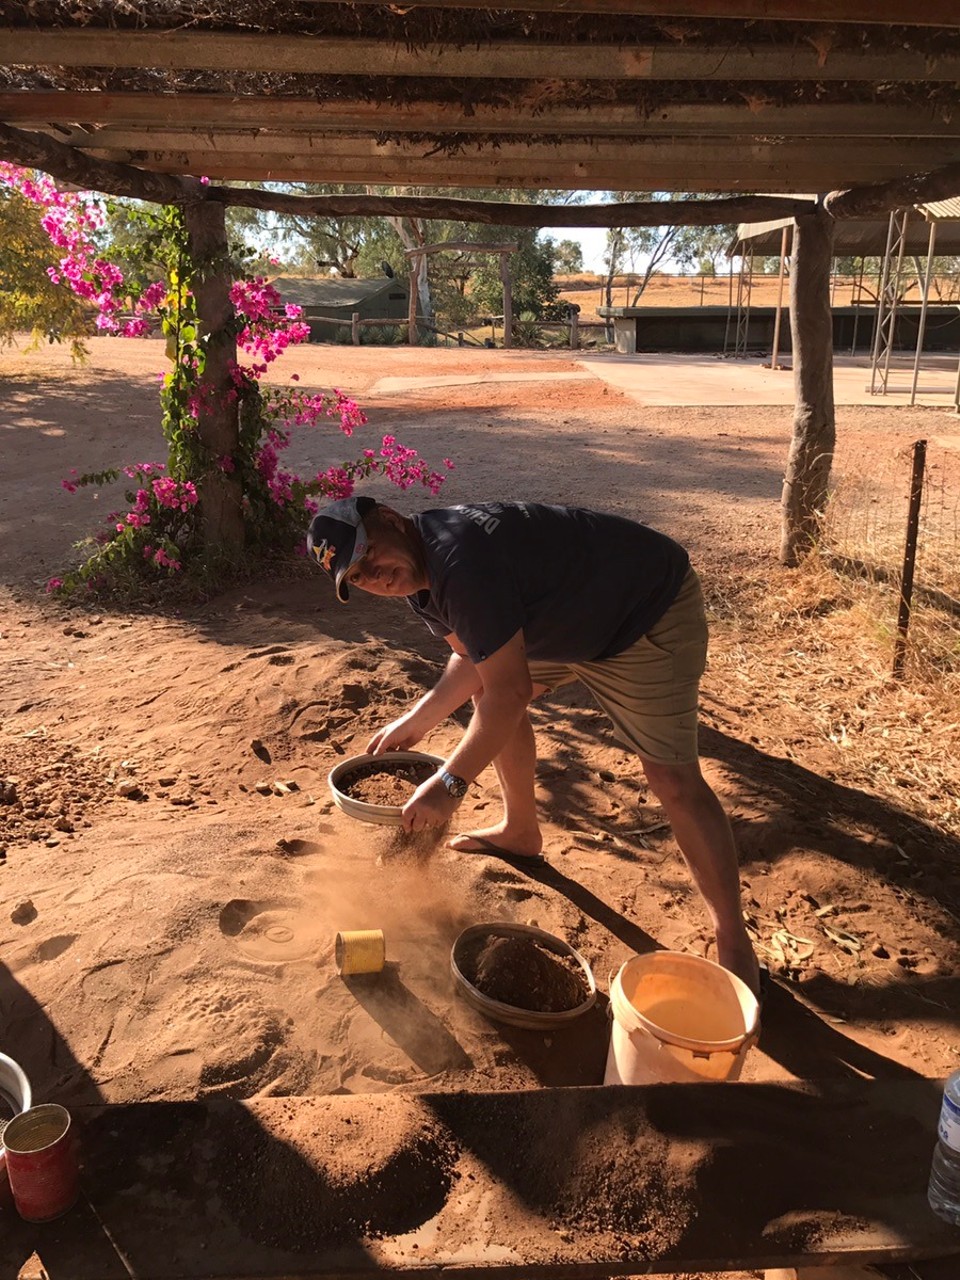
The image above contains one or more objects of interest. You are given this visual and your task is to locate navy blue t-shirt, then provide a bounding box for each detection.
[408,502,689,665]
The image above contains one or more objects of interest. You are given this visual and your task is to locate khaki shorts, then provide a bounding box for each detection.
[527,567,708,765]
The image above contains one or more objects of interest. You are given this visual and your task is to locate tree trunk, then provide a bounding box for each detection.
[780,205,835,566]
[603,228,623,343]
[182,199,244,566]
[387,215,434,325]
[407,264,419,345]
[629,226,678,306]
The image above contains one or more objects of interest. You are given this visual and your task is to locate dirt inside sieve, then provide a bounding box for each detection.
[340,759,437,807]
[459,933,590,1012]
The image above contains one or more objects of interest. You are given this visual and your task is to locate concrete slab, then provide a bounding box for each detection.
[576,352,960,409]
[366,354,959,410]
[369,371,593,394]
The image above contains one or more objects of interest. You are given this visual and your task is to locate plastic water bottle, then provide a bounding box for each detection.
[928,1068,960,1225]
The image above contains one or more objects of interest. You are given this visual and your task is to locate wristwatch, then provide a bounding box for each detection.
[439,769,469,799]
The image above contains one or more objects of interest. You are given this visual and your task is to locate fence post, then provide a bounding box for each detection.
[500,255,513,349]
[892,438,927,679]
[570,310,579,350]
[351,312,360,345]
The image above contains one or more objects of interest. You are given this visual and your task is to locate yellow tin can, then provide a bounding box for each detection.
[335,929,386,976]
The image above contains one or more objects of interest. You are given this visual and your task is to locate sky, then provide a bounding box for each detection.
[542,225,610,273]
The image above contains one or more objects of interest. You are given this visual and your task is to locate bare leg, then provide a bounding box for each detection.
[447,704,543,859]
[641,757,760,997]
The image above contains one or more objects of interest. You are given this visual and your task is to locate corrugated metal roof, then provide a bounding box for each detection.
[731,210,960,256]
[918,197,960,221]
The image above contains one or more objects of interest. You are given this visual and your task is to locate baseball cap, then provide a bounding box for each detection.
[306,495,377,602]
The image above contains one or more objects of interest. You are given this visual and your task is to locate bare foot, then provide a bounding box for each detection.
[447,827,543,861]
[716,936,762,1003]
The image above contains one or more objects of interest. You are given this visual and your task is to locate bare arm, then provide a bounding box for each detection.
[442,629,532,784]
[400,629,533,831]
[367,638,482,754]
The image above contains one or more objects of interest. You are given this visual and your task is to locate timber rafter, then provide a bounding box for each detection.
[6,29,960,83]
[5,95,960,143]
[2,120,960,229]
[1,3,960,207]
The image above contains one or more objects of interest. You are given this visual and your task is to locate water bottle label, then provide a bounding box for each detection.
[938,1090,960,1152]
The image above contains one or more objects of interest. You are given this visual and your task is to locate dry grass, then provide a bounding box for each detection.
[707,543,960,842]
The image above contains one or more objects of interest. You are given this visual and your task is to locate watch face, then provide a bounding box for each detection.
[443,771,468,798]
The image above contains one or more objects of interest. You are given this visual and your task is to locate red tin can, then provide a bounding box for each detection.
[2,1104,80,1222]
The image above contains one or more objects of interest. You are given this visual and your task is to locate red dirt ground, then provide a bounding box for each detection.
[2,336,958,1280]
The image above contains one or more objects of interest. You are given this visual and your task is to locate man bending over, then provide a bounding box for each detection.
[307,495,759,997]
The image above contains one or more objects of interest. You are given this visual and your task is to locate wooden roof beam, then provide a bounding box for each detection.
[5,29,960,82]
[194,191,822,227]
[70,135,960,174]
[7,95,960,142]
[0,120,196,203]
[79,151,948,191]
[6,118,957,223]
[0,121,813,216]
[291,0,960,23]
[826,161,960,219]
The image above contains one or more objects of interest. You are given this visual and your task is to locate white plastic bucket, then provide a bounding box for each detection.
[0,1051,34,1205]
[604,951,759,1085]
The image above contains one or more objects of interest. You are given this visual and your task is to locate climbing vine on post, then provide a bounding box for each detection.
[181,196,244,565]
[0,165,452,597]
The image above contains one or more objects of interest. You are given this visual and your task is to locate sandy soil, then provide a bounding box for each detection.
[1,336,959,1275]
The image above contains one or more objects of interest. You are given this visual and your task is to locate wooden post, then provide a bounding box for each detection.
[500,253,513,349]
[780,203,836,567]
[351,311,360,345]
[182,198,243,566]
[407,267,418,345]
[570,309,579,350]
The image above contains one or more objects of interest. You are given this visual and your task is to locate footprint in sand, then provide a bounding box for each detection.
[33,934,78,962]
[219,899,321,964]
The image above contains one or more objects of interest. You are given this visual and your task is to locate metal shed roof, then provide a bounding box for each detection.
[731,204,960,257]
[920,197,960,220]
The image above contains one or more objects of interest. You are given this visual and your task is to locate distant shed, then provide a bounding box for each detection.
[729,199,960,398]
[729,201,960,259]
[270,275,416,341]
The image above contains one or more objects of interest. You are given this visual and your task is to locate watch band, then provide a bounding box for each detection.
[439,769,469,799]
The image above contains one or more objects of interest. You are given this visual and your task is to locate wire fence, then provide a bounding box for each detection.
[822,436,960,678]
